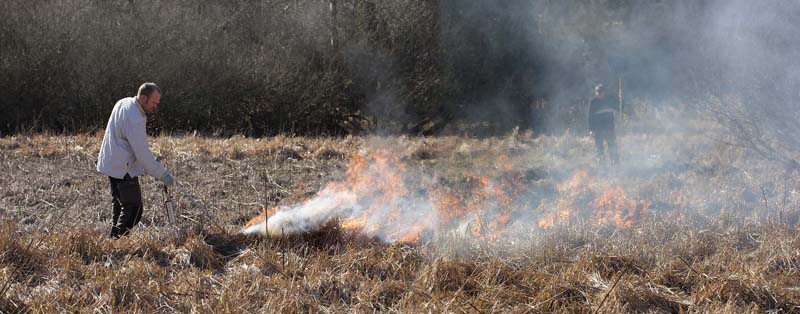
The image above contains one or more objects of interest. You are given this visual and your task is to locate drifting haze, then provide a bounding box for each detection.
[434,0,800,134]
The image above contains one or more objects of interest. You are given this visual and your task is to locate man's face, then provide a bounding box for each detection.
[140,92,161,113]
[595,87,604,97]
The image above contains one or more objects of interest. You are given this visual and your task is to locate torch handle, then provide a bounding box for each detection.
[163,184,177,225]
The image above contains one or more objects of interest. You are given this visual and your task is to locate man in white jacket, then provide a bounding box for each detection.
[97,82,176,238]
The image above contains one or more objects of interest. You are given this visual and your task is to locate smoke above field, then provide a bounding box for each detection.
[432,0,800,133]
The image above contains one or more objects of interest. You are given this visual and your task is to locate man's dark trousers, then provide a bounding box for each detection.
[109,174,143,238]
[589,112,619,165]
[593,126,619,165]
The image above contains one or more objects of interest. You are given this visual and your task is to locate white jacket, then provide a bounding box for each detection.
[96,97,167,180]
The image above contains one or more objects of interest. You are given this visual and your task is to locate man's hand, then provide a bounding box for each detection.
[161,171,176,186]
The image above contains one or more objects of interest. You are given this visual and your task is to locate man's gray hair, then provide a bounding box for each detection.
[137,82,161,97]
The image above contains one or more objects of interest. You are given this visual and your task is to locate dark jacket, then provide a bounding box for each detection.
[588,96,617,131]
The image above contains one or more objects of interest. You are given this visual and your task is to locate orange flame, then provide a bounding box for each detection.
[591,187,648,227]
[335,149,415,241]
[245,151,649,243]
[427,171,527,241]
[538,170,648,229]
[244,206,278,228]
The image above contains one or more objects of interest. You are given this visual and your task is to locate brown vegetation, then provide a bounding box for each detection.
[1,111,799,313]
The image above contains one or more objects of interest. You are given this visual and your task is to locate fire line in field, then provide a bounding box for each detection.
[538,170,648,229]
[243,151,649,243]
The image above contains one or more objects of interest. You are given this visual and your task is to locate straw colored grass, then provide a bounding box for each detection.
[1,116,799,313]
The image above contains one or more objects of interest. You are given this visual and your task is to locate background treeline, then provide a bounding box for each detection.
[0,0,796,136]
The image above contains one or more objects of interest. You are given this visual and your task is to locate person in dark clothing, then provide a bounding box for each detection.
[588,83,619,166]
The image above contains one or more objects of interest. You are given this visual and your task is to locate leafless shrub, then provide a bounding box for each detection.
[709,96,800,173]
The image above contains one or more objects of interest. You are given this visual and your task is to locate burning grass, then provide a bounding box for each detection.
[1,116,800,312]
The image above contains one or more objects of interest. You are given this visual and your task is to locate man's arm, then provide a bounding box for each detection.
[126,117,168,180]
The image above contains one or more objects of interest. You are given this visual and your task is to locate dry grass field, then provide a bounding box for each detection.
[1,109,799,313]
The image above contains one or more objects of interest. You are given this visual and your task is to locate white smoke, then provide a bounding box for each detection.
[242,184,439,241]
[242,187,358,237]
[241,151,439,242]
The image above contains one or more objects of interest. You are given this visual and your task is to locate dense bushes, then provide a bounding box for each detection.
[0,0,440,136]
[2,0,797,136]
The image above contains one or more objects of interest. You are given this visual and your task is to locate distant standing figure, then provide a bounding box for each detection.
[588,83,619,166]
[96,82,176,238]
